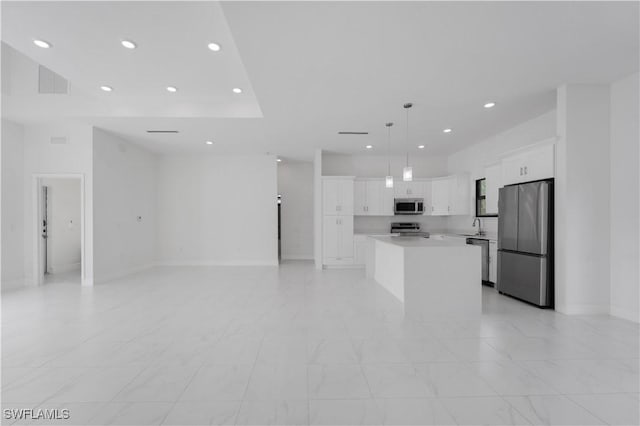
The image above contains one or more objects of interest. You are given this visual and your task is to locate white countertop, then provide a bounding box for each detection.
[357,231,497,242]
[370,235,474,248]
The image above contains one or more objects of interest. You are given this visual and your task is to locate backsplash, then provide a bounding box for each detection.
[447,215,498,236]
[354,215,449,234]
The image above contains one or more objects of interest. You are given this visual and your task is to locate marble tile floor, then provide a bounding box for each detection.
[2,261,638,425]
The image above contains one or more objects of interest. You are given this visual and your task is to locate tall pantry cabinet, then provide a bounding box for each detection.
[322,177,355,265]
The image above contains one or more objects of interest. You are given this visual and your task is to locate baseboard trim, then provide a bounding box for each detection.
[610,305,640,323]
[555,303,610,315]
[94,263,154,284]
[154,260,279,267]
[1,277,25,292]
[49,262,81,274]
[281,255,314,260]
[323,264,363,269]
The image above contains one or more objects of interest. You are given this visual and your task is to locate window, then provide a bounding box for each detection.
[475,178,497,217]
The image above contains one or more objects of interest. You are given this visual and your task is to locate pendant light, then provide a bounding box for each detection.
[403,102,413,181]
[385,122,394,188]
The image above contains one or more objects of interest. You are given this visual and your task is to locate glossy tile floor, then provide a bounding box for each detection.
[2,262,638,425]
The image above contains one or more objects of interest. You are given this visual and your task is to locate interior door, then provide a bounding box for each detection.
[498,185,518,250]
[517,181,549,255]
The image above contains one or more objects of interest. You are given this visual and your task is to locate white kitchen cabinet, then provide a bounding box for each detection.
[323,215,354,265]
[430,175,469,216]
[354,235,368,266]
[484,164,501,215]
[354,179,391,216]
[489,241,498,284]
[502,143,554,186]
[431,177,450,215]
[394,181,424,198]
[380,184,395,215]
[354,180,367,215]
[449,173,470,215]
[323,177,354,215]
[422,179,433,216]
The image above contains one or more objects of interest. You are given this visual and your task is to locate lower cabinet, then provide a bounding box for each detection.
[489,241,498,284]
[323,215,354,265]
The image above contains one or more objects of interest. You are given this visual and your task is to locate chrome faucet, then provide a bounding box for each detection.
[472,217,485,236]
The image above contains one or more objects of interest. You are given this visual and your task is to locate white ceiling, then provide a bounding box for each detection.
[2,1,638,159]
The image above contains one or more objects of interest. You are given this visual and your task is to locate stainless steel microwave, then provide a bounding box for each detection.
[394,198,424,215]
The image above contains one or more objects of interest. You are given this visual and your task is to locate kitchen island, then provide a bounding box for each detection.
[366,236,482,319]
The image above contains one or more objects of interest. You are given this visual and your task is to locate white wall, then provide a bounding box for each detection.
[278,160,314,260]
[156,155,278,265]
[21,122,94,286]
[556,84,611,315]
[42,178,81,273]
[93,128,157,283]
[322,153,448,178]
[446,110,557,235]
[609,73,640,322]
[1,119,25,290]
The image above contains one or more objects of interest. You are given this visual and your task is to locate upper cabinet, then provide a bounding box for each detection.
[484,164,501,215]
[502,143,554,186]
[354,178,394,216]
[323,177,354,215]
[449,174,470,215]
[430,174,469,216]
[394,181,424,198]
[430,177,450,215]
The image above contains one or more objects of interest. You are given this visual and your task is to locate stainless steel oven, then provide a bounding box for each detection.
[394,198,424,215]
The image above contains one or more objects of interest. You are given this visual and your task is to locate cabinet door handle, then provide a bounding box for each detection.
[524,166,528,175]
[519,167,523,176]
[432,206,434,212]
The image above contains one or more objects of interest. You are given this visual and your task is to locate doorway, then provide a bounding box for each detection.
[33,175,85,285]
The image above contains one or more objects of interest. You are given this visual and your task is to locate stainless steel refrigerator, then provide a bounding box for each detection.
[497,180,553,307]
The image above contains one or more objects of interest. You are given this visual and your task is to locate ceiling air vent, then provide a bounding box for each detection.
[338,131,369,135]
[146,130,179,134]
[50,136,68,145]
[38,65,68,94]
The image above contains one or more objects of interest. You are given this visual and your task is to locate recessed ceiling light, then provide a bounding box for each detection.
[33,39,51,48]
[277,158,282,162]
[121,40,137,49]
[418,145,425,149]
[100,85,113,92]
[205,140,214,145]
[443,128,452,133]
[232,87,243,94]
[207,42,221,52]
[166,86,178,93]
[365,145,373,149]
[484,102,496,108]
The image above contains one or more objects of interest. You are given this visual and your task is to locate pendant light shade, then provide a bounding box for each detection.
[403,103,413,181]
[385,122,394,188]
[385,175,394,189]
[402,166,413,181]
